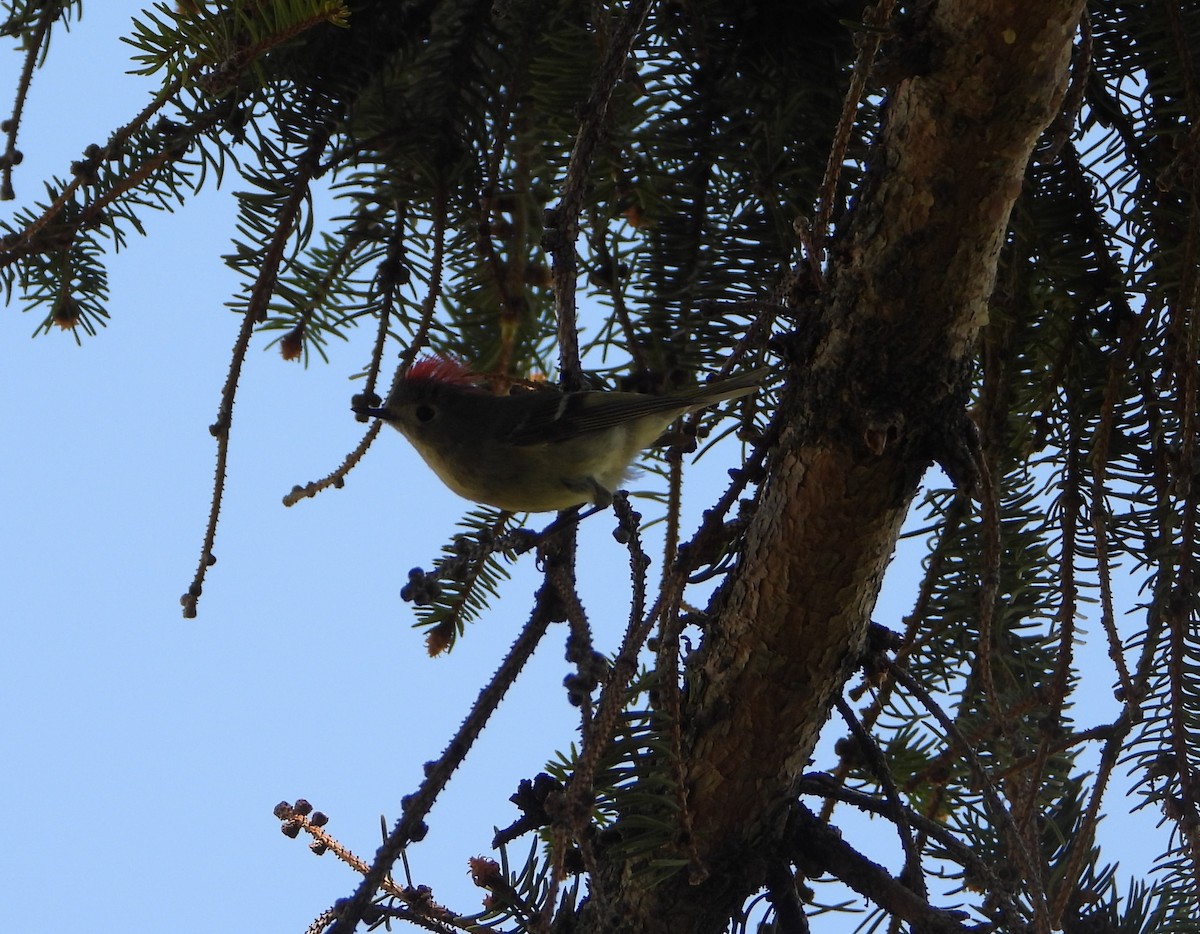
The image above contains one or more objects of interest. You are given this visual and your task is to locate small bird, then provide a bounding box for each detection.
[362,355,769,512]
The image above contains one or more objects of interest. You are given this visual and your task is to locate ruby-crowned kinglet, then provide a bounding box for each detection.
[361,356,768,512]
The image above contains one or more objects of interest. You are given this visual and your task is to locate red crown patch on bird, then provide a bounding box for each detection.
[405,355,478,386]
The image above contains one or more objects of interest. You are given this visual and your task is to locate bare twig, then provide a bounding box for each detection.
[1,2,60,200]
[328,582,559,933]
[282,193,447,507]
[833,695,926,903]
[887,662,1049,928]
[546,0,652,388]
[182,128,333,617]
[809,0,896,266]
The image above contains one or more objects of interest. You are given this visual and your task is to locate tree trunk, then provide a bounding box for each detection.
[585,1,1087,929]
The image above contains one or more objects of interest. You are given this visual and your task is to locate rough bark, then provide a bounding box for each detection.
[586,1,1087,930]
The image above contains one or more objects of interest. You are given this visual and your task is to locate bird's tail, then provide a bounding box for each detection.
[682,365,772,406]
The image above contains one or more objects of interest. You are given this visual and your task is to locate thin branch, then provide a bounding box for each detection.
[282,192,446,508]
[647,479,706,884]
[833,695,926,903]
[589,226,646,373]
[1,0,59,201]
[809,0,895,267]
[328,581,559,934]
[555,503,659,877]
[182,128,332,617]
[543,528,605,924]
[1086,285,1141,704]
[974,432,1006,733]
[274,803,467,934]
[886,662,1050,928]
[548,0,652,388]
[1048,712,1134,926]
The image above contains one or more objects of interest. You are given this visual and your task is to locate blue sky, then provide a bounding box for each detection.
[0,6,1160,933]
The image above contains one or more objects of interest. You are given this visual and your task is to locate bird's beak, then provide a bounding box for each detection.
[352,404,388,420]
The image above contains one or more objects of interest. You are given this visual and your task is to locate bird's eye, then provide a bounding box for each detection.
[415,403,437,423]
